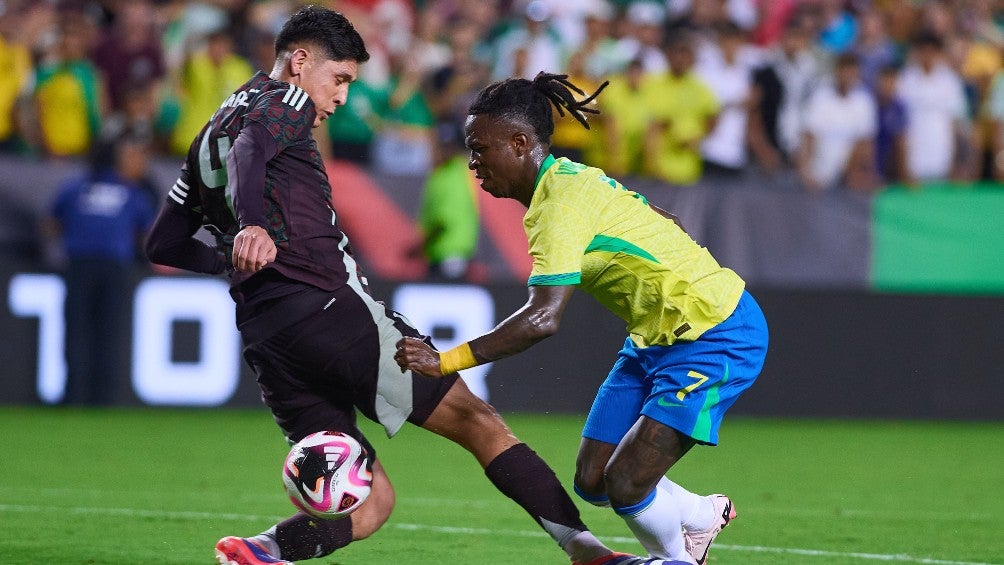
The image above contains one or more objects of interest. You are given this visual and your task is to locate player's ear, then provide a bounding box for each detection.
[288,48,310,77]
[512,131,529,156]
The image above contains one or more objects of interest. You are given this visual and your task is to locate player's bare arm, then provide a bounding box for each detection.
[394,285,575,377]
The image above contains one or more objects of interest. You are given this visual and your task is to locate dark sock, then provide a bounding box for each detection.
[484,443,588,546]
[273,513,353,561]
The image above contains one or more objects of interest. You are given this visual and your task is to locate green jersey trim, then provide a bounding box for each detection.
[534,154,557,189]
[585,235,661,264]
[528,272,581,286]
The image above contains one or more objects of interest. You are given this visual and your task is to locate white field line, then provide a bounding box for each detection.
[2,488,991,521]
[0,503,998,565]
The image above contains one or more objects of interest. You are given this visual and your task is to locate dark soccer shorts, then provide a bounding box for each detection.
[238,284,459,455]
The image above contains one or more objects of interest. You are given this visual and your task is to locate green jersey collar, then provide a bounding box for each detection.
[534,154,557,190]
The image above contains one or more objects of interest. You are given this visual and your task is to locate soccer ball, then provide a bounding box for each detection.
[282,431,372,519]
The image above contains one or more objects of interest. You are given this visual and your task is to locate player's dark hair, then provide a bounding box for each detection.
[467,72,608,144]
[275,5,369,63]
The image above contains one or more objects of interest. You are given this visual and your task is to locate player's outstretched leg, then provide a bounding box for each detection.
[576,420,702,562]
[215,459,394,563]
[421,379,636,563]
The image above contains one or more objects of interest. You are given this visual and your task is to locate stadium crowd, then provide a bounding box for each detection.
[2,0,1004,191]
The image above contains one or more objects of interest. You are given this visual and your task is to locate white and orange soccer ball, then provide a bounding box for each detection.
[282,431,372,519]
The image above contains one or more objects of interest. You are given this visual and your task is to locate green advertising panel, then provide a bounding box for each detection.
[873,184,1004,294]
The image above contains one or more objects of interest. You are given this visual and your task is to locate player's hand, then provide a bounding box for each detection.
[394,337,444,378]
[232,225,277,273]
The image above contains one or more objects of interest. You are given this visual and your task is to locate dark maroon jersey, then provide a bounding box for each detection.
[153,72,364,303]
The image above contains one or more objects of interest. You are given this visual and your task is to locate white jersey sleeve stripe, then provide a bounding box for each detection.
[294,91,309,111]
[168,190,185,205]
[288,88,305,110]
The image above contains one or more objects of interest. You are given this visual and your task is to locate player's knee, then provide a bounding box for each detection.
[573,460,608,505]
[602,459,652,507]
[572,479,610,508]
[350,482,395,540]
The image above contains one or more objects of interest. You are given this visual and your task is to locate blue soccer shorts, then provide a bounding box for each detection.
[582,290,768,446]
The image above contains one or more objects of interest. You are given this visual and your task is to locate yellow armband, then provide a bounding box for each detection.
[439,342,477,375]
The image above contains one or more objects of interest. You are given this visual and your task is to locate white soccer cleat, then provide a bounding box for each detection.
[683,494,736,565]
[215,536,292,565]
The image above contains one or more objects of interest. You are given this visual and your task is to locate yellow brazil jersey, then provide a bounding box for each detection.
[524,155,745,347]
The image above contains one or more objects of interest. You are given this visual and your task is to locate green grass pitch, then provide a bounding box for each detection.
[0,407,1000,565]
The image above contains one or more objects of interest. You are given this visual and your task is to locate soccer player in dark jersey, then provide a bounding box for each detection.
[145,6,679,565]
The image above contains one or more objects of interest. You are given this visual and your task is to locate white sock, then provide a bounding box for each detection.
[613,487,691,561]
[250,527,281,558]
[562,530,613,564]
[657,477,715,532]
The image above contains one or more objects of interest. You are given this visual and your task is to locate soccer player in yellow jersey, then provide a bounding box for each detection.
[396,72,769,565]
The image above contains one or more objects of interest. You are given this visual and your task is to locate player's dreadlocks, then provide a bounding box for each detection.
[468,71,609,144]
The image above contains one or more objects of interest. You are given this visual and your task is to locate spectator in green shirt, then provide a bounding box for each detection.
[418,121,479,280]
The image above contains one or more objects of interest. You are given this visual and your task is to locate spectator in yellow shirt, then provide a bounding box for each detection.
[33,14,103,158]
[600,58,649,177]
[0,9,34,152]
[642,33,720,185]
[170,28,254,155]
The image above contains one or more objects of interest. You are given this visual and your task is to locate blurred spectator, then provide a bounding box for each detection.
[897,31,969,184]
[101,81,163,155]
[957,0,1004,50]
[749,0,799,47]
[572,1,632,80]
[492,0,566,80]
[697,22,754,176]
[32,13,103,158]
[424,17,490,133]
[852,7,900,93]
[874,65,908,184]
[600,58,648,176]
[880,0,922,47]
[618,1,668,74]
[322,79,389,164]
[417,123,479,281]
[946,13,1002,180]
[0,2,40,153]
[747,17,819,172]
[797,53,878,191]
[643,32,720,185]
[816,0,857,55]
[47,133,155,405]
[91,0,165,114]
[372,51,436,175]
[169,28,254,155]
[667,0,758,31]
[369,0,417,60]
[981,61,1004,181]
[550,51,604,163]
[671,0,759,72]
[918,0,956,42]
[246,26,278,73]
